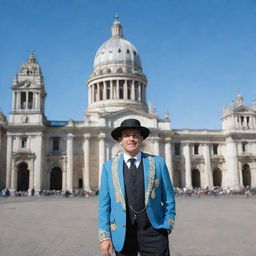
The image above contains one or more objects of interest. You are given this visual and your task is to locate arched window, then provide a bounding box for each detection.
[242,164,251,187]
[192,169,200,188]
[17,162,29,191]
[213,168,222,187]
[21,92,26,109]
[28,92,33,109]
[50,167,62,190]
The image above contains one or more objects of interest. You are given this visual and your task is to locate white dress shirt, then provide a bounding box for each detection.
[123,151,141,169]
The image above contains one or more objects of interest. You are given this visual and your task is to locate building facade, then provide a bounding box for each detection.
[1,17,256,194]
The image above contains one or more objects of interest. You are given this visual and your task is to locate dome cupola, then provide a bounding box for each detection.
[92,15,142,74]
[86,16,148,117]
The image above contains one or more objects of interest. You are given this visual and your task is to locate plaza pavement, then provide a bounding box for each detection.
[0,195,255,256]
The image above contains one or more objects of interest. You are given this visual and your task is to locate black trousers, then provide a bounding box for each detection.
[115,215,170,256]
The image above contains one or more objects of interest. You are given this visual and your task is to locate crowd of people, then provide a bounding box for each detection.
[41,189,98,197]
[174,186,256,198]
[1,186,255,198]
[1,187,98,198]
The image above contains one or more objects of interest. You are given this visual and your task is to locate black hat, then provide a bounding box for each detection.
[111,119,150,140]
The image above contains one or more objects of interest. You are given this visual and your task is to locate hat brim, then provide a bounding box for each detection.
[111,126,150,140]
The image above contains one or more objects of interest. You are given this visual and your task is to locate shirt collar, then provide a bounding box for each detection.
[123,151,141,165]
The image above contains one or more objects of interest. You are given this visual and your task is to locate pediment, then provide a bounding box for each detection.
[101,107,158,129]
[12,80,40,89]
[100,106,150,118]
[233,105,255,114]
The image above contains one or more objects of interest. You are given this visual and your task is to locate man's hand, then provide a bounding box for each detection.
[100,240,114,256]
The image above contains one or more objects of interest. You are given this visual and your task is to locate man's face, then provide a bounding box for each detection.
[118,129,143,157]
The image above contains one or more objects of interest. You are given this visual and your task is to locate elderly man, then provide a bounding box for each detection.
[98,119,176,256]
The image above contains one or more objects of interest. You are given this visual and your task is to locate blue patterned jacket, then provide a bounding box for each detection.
[98,152,176,252]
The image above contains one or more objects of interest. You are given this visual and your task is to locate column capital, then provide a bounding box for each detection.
[98,133,106,140]
[182,141,190,146]
[165,137,172,143]
[84,133,91,140]
[152,137,160,142]
[226,136,235,143]
[67,133,74,139]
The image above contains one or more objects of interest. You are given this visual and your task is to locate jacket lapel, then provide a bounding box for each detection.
[111,153,126,211]
[142,152,156,207]
[118,153,125,201]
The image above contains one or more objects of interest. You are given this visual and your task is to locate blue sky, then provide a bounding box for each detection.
[1,0,256,129]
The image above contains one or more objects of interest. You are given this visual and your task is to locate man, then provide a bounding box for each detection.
[98,119,176,256]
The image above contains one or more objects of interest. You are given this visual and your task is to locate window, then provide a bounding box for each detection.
[21,137,28,148]
[28,92,33,109]
[174,143,181,156]
[106,84,110,99]
[246,116,250,128]
[241,116,244,126]
[242,142,247,153]
[194,144,199,155]
[127,82,131,99]
[52,137,60,152]
[213,144,218,155]
[119,85,123,99]
[21,92,26,109]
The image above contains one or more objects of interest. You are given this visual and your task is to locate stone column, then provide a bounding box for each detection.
[116,80,120,99]
[39,91,42,111]
[124,80,128,99]
[154,137,160,156]
[238,161,243,187]
[138,83,142,101]
[98,133,106,188]
[25,91,29,109]
[203,143,213,188]
[106,142,111,161]
[34,134,43,194]
[131,80,135,100]
[91,84,95,103]
[183,142,192,189]
[250,163,256,187]
[83,134,91,191]
[141,84,145,102]
[88,85,91,104]
[103,81,107,100]
[29,157,35,194]
[109,80,112,99]
[6,135,13,188]
[66,133,74,192]
[225,137,240,189]
[17,92,21,109]
[12,92,16,110]
[165,137,173,182]
[97,83,100,101]
[34,92,38,110]
[10,158,16,191]
[62,157,67,191]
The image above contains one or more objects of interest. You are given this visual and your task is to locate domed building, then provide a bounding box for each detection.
[86,15,148,117]
[0,16,256,194]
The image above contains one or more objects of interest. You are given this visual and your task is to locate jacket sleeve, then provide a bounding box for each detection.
[160,158,176,231]
[98,163,111,243]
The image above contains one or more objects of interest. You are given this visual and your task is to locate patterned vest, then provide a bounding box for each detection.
[123,161,149,226]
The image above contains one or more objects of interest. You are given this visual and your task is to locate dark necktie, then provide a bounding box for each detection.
[129,158,137,177]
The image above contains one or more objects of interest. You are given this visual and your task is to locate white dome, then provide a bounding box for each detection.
[94,38,141,70]
[93,16,142,72]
